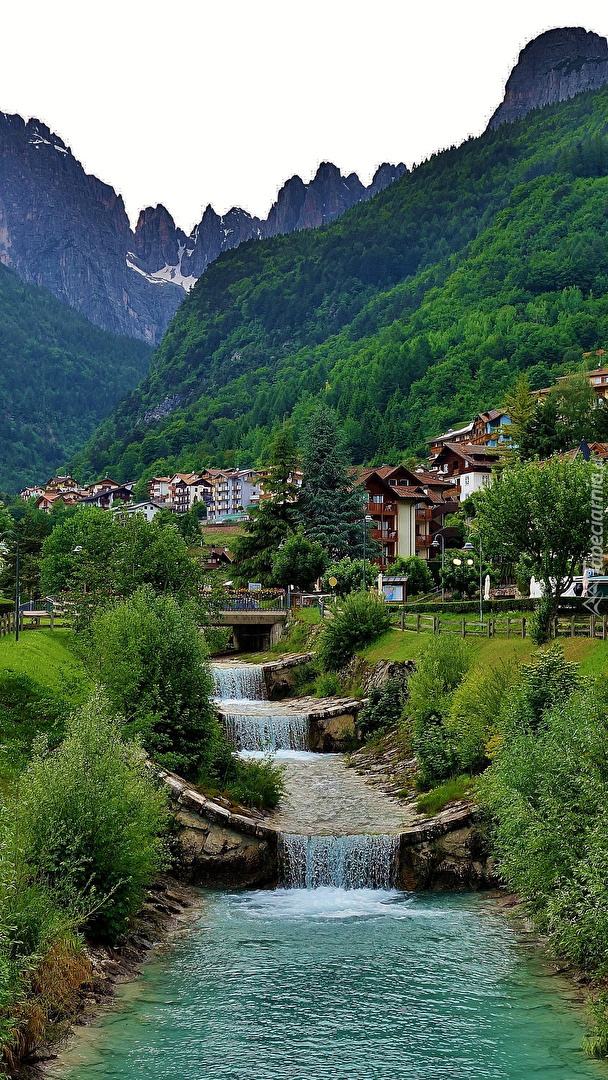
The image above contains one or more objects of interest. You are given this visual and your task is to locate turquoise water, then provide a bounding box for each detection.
[54,888,607,1080]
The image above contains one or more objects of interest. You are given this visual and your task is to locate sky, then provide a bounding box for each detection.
[3,0,608,231]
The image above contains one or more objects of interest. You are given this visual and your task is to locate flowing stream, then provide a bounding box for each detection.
[50,663,608,1079]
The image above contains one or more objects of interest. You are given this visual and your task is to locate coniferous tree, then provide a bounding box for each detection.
[500,374,537,459]
[232,426,300,586]
[298,404,372,560]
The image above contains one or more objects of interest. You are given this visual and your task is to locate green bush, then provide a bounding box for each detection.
[481,650,608,976]
[314,672,342,697]
[359,679,406,740]
[16,696,168,940]
[318,592,391,671]
[389,555,433,596]
[399,599,537,614]
[202,742,286,811]
[445,660,517,774]
[322,558,376,596]
[404,636,471,789]
[224,756,286,811]
[83,588,219,780]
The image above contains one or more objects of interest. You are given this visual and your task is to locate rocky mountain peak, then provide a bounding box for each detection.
[0,104,409,342]
[489,27,608,129]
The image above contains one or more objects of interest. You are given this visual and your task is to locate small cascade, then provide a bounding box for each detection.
[213,664,266,701]
[223,713,309,751]
[279,833,400,890]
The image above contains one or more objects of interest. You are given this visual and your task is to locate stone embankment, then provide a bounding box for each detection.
[350,735,496,891]
[160,769,278,888]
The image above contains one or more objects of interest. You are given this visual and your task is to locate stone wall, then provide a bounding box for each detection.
[161,769,278,889]
[398,806,496,891]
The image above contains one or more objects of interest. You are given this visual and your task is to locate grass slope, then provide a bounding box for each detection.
[360,627,608,675]
[0,629,90,691]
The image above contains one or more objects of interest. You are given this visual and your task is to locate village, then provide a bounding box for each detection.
[17,363,608,574]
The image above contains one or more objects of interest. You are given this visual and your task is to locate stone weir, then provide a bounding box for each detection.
[212,657,364,752]
[163,768,495,892]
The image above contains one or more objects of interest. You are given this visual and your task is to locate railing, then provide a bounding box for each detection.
[392,612,528,637]
[0,612,16,636]
[221,596,286,612]
[390,611,608,639]
[372,529,397,541]
[415,535,434,547]
[366,501,397,515]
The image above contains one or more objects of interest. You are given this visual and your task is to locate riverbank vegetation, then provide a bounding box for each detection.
[0,509,285,1071]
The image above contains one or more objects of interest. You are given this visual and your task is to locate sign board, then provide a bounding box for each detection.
[328,576,338,588]
[383,583,404,603]
[248,582,262,592]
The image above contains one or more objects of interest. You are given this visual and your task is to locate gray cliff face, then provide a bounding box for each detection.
[0,114,183,343]
[489,27,608,129]
[131,160,408,293]
[0,106,407,342]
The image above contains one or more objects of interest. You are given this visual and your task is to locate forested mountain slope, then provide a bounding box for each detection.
[0,264,151,491]
[74,86,608,482]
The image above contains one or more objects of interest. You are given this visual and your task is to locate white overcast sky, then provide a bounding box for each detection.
[2,0,608,231]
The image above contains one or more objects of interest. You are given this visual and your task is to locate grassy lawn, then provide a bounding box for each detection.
[360,627,608,675]
[199,524,244,548]
[0,629,90,692]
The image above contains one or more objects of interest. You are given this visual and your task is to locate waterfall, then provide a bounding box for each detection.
[213,664,267,701]
[279,834,400,890]
[222,713,309,751]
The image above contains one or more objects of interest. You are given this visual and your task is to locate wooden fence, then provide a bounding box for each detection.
[393,611,608,640]
[0,610,56,636]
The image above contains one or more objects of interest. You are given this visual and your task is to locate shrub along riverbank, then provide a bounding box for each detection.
[0,513,285,1071]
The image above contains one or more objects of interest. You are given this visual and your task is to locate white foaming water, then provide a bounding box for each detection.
[235,886,405,920]
[212,664,266,701]
[223,711,309,751]
[239,749,319,762]
[279,833,400,890]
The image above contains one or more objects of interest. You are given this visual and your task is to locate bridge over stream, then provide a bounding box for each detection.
[216,606,288,650]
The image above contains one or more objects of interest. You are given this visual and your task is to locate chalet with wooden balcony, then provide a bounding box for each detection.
[355,465,456,566]
[428,443,499,500]
[427,410,512,458]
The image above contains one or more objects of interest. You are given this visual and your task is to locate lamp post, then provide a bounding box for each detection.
[6,529,20,641]
[464,539,483,623]
[362,514,373,590]
[431,534,445,601]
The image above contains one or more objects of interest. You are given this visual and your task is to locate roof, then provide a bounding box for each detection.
[426,421,475,445]
[391,485,433,500]
[412,468,453,486]
[432,442,499,464]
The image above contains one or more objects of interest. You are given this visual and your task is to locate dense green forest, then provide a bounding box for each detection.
[73,87,608,483]
[0,265,151,492]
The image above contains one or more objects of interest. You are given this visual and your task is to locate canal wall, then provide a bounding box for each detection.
[161,769,278,888]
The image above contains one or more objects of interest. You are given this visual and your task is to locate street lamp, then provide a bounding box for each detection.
[362,514,373,590]
[5,529,20,641]
[464,539,483,623]
[431,534,445,601]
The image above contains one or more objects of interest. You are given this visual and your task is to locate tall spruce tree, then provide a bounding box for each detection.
[299,404,370,560]
[232,426,300,586]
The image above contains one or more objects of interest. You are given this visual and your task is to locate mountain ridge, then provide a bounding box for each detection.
[0,108,406,343]
[72,79,608,485]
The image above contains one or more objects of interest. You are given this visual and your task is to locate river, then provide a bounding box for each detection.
[50,662,608,1080]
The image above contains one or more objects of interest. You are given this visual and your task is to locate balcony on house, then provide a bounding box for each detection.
[366,499,397,515]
